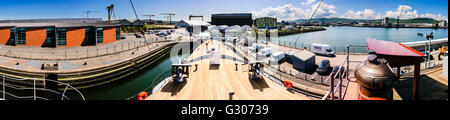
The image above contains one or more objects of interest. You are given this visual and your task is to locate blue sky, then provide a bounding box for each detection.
[0,0,448,21]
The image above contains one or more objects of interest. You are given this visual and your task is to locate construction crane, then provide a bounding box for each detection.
[82,10,100,18]
[107,4,117,23]
[129,0,140,20]
[161,13,175,24]
[142,14,155,24]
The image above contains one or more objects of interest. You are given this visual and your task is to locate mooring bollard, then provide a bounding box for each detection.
[229,92,235,100]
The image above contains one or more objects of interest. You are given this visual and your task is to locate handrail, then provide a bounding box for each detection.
[321,57,347,100]
[0,74,85,100]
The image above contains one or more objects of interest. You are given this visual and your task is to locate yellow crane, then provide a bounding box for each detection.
[107,4,117,23]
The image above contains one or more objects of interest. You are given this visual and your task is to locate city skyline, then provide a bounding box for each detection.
[0,0,448,21]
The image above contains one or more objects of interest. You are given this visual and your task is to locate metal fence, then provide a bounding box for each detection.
[0,74,85,100]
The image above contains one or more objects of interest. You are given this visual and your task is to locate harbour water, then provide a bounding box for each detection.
[277,26,448,52]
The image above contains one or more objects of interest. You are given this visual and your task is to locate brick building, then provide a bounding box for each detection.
[0,23,120,47]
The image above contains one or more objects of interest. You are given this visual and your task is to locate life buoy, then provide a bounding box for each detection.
[284,81,293,89]
[137,92,149,100]
[367,97,387,100]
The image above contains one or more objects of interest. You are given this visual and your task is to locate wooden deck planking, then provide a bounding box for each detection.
[147,40,311,100]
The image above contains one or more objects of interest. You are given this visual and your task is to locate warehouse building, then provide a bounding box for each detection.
[175,20,210,33]
[211,13,253,26]
[254,17,277,29]
[0,22,120,47]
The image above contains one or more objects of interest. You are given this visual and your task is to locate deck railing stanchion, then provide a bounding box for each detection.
[3,75,5,99]
[61,85,69,100]
[346,45,350,80]
[33,78,36,100]
[330,76,334,100]
[339,68,343,100]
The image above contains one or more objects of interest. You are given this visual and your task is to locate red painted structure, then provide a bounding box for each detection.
[366,38,425,100]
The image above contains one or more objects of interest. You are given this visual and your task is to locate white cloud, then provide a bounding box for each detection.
[384,5,418,19]
[420,13,448,21]
[252,4,307,21]
[341,9,382,19]
[253,3,447,21]
[340,5,447,20]
[301,0,316,6]
[309,2,337,18]
[252,1,336,21]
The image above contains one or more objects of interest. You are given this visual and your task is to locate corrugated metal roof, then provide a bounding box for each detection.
[293,50,315,60]
[367,38,425,57]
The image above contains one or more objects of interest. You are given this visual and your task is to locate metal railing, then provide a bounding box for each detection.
[0,74,85,100]
[321,45,366,100]
[321,57,348,100]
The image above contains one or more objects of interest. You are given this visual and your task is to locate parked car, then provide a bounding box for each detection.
[317,60,331,75]
[269,52,285,64]
[332,65,346,78]
[311,44,335,56]
[159,33,168,37]
[134,33,142,38]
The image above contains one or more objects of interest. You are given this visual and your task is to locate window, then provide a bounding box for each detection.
[56,28,66,46]
[16,28,26,45]
[84,27,94,45]
[96,27,103,44]
[46,27,55,47]
[9,28,16,45]
[116,27,120,40]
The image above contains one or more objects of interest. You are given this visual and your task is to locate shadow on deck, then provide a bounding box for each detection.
[394,74,448,100]
[249,77,270,92]
[160,78,188,96]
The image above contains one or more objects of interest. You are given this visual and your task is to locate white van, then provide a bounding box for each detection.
[257,48,272,57]
[311,44,335,56]
[269,52,285,64]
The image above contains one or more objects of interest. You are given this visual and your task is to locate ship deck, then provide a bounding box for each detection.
[147,40,311,100]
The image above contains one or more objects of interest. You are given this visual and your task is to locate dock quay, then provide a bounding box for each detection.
[401,38,448,51]
[0,33,187,90]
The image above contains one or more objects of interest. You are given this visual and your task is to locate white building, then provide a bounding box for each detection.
[439,20,448,28]
[382,17,390,26]
[175,20,210,28]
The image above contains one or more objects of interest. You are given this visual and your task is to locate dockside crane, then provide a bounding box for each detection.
[107,4,117,23]
[161,13,175,25]
[82,10,100,18]
[142,14,155,24]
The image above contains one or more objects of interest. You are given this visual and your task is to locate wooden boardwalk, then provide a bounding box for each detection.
[147,40,311,100]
